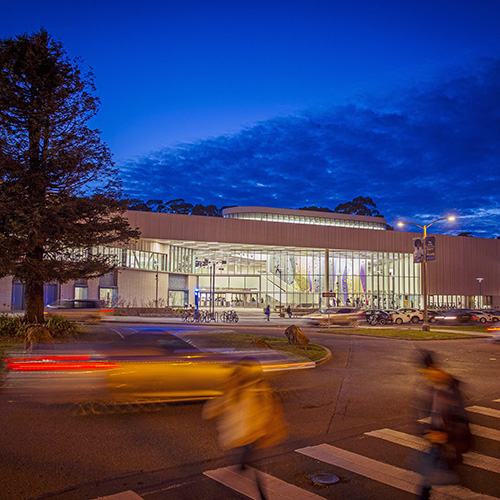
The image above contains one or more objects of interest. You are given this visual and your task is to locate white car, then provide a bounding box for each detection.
[397,308,423,324]
[385,309,411,325]
[470,311,499,323]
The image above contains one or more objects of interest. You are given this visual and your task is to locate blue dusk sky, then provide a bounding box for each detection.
[2,1,500,236]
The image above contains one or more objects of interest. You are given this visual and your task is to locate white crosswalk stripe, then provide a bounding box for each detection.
[204,465,325,499]
[419,418,500,442]
[296,443,499,499]
[203,400,500,500]
[366,428,500,473]
[91,491,144,500]
[466,406,500,419]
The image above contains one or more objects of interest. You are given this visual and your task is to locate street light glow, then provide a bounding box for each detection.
[397,215,456,332]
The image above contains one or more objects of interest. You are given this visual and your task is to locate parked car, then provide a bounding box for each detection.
[384,309,411,325]
[358,309,394,325]
[397,308,423,324]
[304,307,360,325]
[470,310,500,323]
[434,309,473,325]
[45,299,114,322]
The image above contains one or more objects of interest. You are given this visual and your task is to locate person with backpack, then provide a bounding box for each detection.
[415,351,472,500]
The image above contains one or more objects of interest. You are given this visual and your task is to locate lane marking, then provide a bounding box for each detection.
[109,328,125,339]
[296,444,498,499]
[466,406,500,419]
[419,418,500,442]
[366,428,500,473]
[204,465,324,499]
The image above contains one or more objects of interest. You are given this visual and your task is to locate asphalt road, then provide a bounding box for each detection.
[1,323,500,500]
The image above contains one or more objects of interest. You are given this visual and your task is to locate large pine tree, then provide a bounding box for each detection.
[0,29,139,323]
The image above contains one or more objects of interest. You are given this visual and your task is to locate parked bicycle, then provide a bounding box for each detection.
[182,309,218,323]
[220,310,239,323]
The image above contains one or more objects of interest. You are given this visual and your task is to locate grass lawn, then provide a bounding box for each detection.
[318,327,489,340]
[186,330,328,362]
[432,325,500,333]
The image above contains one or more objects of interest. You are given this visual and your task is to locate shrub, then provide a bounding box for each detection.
[24,324,53,348]
[0,313,79,340]
[0,314,26,338]
[45,315,80,338]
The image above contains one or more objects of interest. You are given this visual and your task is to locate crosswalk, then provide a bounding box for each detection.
[95,398,500,499]
[202,398,500,500]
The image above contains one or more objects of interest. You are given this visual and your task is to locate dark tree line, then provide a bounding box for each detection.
[299,196,384,217]
[126,198,227,217]
[126,196,385,219]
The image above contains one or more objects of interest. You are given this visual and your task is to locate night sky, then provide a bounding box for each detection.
[3,1,500,236]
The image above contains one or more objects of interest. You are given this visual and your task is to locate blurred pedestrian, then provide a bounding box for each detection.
[286,305,292,318]
[415,351,472,500]
[203,358,287,500]
[264,304,270,321]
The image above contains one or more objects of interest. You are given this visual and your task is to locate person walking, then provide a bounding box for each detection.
[203,358,287,500]
[264,304,270,321]
[286,305,292,318]
[415,351,472,500]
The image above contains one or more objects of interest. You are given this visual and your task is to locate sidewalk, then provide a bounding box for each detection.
[104,308,307,328]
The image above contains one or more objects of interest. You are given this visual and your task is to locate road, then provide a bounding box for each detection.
[1,322,500,500]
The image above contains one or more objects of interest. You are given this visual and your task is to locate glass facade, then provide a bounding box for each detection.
[193,246,424,309]
[224,211,386,230]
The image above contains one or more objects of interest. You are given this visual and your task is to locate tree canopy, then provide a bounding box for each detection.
[333,196,384,217]
[126,198,224,216]
[0,29,139,322]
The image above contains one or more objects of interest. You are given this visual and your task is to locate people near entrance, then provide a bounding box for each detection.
[202,358,287,500]
[415,350,472,500]
[286,305,292,318]
[264,305,270,321]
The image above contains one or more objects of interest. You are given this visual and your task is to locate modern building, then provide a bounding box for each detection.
[1,206,499,311]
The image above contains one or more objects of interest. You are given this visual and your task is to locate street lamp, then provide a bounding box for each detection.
[154,259,159,309]
[274,266,282,313]
[397,216,455,331]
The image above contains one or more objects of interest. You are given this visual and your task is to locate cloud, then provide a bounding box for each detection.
[119,57,500,238]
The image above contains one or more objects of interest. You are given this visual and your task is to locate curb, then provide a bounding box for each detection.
[314,346,332,366]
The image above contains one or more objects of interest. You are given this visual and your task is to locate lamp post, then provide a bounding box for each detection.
[476,278,484,308]
[275,266,282,313]
[397,216,455,331]
[154,259,159,309]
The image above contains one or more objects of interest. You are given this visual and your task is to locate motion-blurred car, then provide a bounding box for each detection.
[1,332,314,405]
[426,310,438,323]
[304,307,360,325]
[45,299,114,322]
[397,308,423,324]
[434,309,473,325]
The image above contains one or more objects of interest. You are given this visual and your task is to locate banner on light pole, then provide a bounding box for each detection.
[413,238,424,263]
[425,236,436,262]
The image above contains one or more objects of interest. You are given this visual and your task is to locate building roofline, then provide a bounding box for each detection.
[222,206,387,224]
